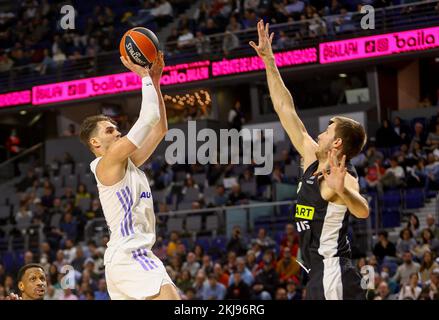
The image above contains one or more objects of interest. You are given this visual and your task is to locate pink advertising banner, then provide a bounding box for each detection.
[212,48,317,76]
[0,90,31,108]
[320,26,439,64]
[32,61,211,105]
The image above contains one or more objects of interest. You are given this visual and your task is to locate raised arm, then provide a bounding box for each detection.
[97,56,160,185]
[249,20,317,161]
[130,52,168,167]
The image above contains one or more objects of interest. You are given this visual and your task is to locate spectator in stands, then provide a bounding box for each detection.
[60,187,75,205]
[276,247,300,284]
[85,199,103,220]
[225,271,251,300]
[415,228,439,258]
[63,123,77,137]
[75,183,91,207]
[365,158,385,190]
[273,30,296,50]
[427,214,439,239]
[393,251,420,286]
[182,252,201,278]
[226,226,247,256]
[420,251,439,284]
[254,251,280,297]
[176,269,193,293]
[393,117,411,146]
[410,122,428,152]
[177,28,195,49]
[53,250,68,273]
[286,278,302,300]
[200,255,213,275]
[422,268,439,300]
[59,212,78,242]
[378,156,406,192]
[375,119,401,148]
[229,257,254,287]
[241,8,258,30]
[94,279,110,300]
[201,273,226,300]
[406,213,421,239]
[373,230,397,262]
[193,269,207,299]
[280,223,299,258]
[228,184,248,205]
[194,31,211,57]
[285,0,305,19]
[246,249,259,275]
[0,51,14,72]
[228,100,245,131]
[222,30,240,56]
[15,203,33,230]
[15,168,37,192]
[374,281,397,300]
[274,287,288,300]
[365,143,384,167]
[250,279,272,300]
[60,287,78,300]
[213,262,229,288]
[212,184,227,206]
[253,227,276,249]
[396,228,417,258]
[398,272,421,300]
[71,245,86,272]
[426,121,439,151]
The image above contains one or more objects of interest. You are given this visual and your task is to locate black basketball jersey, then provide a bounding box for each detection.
[294,160,358,270]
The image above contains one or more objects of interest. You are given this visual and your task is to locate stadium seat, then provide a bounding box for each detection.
[205,215,219,231]
[0,205,10,222]
[195,237,210,251]
[186,216,202,233]
[177,202,193,211]
[404,188,424,209]
[241,180,257,197]
[60,164,73,177]
[65,174,78,190]
[182,187,200,203]
[192,173,206,188]
[382,208,401,228]
[78,197,92,212]
[167,217,185,233]
[285,163,300,180]
[225,208,247,239]
[382,190,402,209]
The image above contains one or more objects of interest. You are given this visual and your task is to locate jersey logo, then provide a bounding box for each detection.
[140,191,152,199]
[295,204,315,220]
[296,221,310,232]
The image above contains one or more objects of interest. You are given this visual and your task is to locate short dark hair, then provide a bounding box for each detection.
[330,116,367,160]
[79,114,116,150]
[17,263,45,283]
[378,230,388,238]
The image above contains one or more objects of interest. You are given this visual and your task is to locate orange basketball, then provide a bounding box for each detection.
[119,27,160,67]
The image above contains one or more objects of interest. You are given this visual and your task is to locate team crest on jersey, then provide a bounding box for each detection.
[140,191,152,199]
[295,204,315,220]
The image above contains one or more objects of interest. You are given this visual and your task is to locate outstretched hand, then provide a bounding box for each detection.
[5,293,22,300]
[249,20,275,61]
[321,149,347,195]
[120,55,150,79]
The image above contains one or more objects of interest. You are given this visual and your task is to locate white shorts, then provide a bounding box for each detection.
[105,247,175,300]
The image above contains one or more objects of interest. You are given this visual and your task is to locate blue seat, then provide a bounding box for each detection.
[195,237,211,251]
[2,252,15,273]
[382,191,402,209]
[382,208,401,228]
[405,188,424,209]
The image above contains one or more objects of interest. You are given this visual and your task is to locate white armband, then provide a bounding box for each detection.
[126,76,160,148]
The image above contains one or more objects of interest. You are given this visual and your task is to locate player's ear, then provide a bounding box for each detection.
[18,281,24,291]
[89,137,101,149]
[333,137,342,150]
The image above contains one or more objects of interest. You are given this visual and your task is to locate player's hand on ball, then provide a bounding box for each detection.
[322,149,347,195]
[249,20,274,61]
[120,55,150,79]
[150,51,165,85]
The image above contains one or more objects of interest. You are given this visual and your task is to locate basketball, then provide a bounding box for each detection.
[119,27,160,67]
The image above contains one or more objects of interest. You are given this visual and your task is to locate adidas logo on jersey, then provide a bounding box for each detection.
[140,191,152,199]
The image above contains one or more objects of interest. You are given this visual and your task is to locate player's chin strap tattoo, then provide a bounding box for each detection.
[126,75,160,148]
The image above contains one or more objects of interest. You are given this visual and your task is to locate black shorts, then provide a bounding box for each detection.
[305,256,366,300]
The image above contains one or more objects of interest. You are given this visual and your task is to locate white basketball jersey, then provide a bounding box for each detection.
[90,157,156,265]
